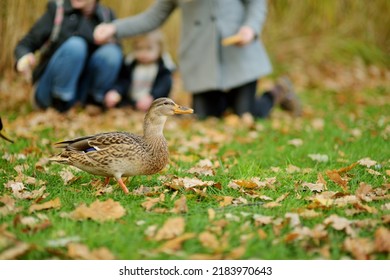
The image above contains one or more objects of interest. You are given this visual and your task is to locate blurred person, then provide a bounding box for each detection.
[104,30,174,111]
[14,0,122,112]
[94,0,301,118]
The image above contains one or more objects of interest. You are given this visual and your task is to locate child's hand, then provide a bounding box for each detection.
[16,53,36,82]
[104,90,122,108]
[136,95,154,112]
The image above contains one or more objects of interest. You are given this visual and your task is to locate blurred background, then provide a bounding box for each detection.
[0,0,389,108]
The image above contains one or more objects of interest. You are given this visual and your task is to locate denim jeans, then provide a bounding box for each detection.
[35,36,122,109]
[192,81,274,119]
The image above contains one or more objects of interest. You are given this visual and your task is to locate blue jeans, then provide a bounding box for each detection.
[35,36,122,109]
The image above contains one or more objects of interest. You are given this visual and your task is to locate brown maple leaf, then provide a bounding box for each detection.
[68,199,125,222]
[325,170,349,191]
[375,227,390,253]
[29,197,61,213]
[170,195,188,214]
[154,217,185,241]
[67,243,115,260]
[344,237,374,259]
[155,233,196,253]
[0,242,31,260]
[199,231,220,251]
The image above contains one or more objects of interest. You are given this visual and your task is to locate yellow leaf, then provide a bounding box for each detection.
[219,196,233,207]
[263,201,281,208]
[29,197,61,213]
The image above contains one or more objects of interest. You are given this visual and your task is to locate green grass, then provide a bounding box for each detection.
[0,86,389,260]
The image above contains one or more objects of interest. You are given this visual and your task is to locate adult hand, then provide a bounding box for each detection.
[104,90,122,108]
[16,53,36,81]
[236,25,256,46]
[94,23,117,45]
[136,95,154,112]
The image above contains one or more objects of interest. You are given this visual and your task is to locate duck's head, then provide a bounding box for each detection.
[149,98,193,116]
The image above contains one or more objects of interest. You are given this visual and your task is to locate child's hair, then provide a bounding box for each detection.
[132,29,165,57]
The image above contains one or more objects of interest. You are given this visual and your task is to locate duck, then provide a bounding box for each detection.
[0,117,14,143]
[50,98,193,194]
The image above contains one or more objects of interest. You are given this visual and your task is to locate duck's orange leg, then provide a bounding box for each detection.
[117,178,129,194]
[104,177,110,185]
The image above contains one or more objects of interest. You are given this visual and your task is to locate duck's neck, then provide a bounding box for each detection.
[143,113,168,141]
[142,113,169,170]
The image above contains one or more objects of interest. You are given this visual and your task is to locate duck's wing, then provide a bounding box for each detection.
[54,132,143,152]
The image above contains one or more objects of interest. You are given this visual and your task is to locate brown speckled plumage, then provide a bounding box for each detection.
[50,98,193,193]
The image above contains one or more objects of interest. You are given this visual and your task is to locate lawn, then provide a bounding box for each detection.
[0,81,389,260]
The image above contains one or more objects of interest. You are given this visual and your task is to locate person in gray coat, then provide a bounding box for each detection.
[94,0,301,118]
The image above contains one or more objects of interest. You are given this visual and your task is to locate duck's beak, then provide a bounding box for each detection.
[173,104,194,115]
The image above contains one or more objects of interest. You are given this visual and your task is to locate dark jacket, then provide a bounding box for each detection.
[14,0,118,83]
[113,57,173,107]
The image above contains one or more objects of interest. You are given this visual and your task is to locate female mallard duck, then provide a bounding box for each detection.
[50,98,193,194]
[0,117,14,143]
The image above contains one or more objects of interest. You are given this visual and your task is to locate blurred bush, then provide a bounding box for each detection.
[1,0,389,78]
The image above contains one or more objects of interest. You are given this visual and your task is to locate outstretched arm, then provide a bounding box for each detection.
[94,0,176,44]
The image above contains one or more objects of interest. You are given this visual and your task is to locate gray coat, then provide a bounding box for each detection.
[114,0,272,93]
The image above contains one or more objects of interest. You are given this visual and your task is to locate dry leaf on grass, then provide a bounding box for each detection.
[187,159,215,176]
[208,208,216,221]
[228,179,259,190]
[358,158,377,168]
[170,195,188,214]
[323,214,356,236]
[285,225,328,243]
[141,194,165,211]
[285,212,300,228]
[154,217,185,241]
[302,182,325,193]
[355,182,373,202]
[67,243,115,260]
[29,197,61,213]
[286,165,301,173]
[297,209,321,219]
[288,138,303,147]
[225,245,246,259]
[0,242,31,260]
[253,214,273,226]
[5,181,47,200]
[218,196,233,207]
[199,231,220,251]
[0,195,22,216]
[156,233,196,253]
[344,237,374,260]
[68,199,125,222]
[374,227,390,253]
[59,169,80,185]
[166,177,216,190]
[326,170,349,191]
[262,201,281,208]
[308,154,329,162]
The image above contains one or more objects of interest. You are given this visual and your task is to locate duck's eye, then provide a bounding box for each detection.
[164,102,172,106]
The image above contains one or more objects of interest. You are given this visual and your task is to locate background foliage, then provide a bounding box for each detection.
[1,0,389,77]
